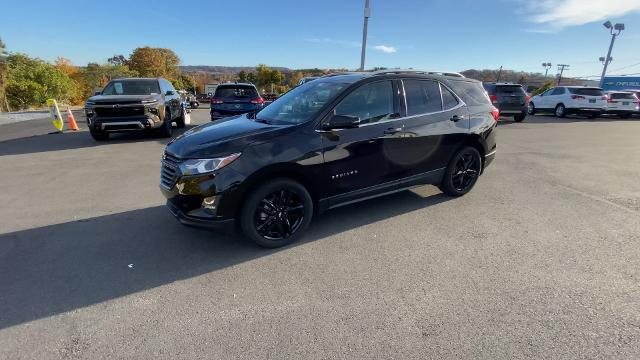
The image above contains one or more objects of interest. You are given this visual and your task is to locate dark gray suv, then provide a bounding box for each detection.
[483,83,529,122]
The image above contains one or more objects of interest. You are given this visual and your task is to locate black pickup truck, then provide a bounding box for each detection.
[84,78,185,140]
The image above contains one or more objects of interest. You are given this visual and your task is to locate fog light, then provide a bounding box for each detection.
[202,196,218,210]
[149,107,159,115]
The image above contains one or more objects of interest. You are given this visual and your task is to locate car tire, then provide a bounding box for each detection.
[590,113,600,119]
[176,108,186,128]
[439,146,482,197]
[158,109,173,138]
[514,113,526,122]
[620,113,632,119]
[555,104,566,118]
[89,128,109,141]
[240,178,313,248]
[527,102,536,115]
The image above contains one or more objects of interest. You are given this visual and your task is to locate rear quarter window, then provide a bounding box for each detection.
[449,80,490,106]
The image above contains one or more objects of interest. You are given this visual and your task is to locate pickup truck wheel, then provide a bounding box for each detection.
[240,178,313,248]
[89,128,109,141]
[514,113,526,122]
[158,109,173,137]
[175,108,186,128]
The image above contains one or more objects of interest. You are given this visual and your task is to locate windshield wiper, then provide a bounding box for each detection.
[254,118,272,125]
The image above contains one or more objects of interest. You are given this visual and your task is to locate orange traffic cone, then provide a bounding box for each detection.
[67,108,79,131]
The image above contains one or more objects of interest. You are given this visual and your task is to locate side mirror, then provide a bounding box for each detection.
[94,91,101,96]
[323,114,360,130]
[165,90,174,96]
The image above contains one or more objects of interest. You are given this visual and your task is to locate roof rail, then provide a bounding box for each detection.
[371,69,465,78]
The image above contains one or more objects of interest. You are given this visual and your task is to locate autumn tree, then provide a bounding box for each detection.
[128,47,180,79]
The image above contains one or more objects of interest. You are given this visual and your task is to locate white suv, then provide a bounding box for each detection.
[605,91,639,119]
[528,86,607,118]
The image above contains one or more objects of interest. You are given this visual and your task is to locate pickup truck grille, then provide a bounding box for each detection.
[160,151,181,190]
[95,105,145,117]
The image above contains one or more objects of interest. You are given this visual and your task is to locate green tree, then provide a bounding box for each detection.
[0,37,9,111]
[5,53,76,109]
[128,47,180,79]
[238,70,249,82]
[531,80,555,96]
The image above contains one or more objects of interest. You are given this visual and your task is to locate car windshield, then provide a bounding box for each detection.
[568,88,604,96]
[101,80,160,95]
[255,80,349,125]
[215,85,259,99]
[610,92,637,100]
[497,86,525,94]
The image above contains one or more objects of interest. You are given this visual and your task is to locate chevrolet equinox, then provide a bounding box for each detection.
[160,70,498,248]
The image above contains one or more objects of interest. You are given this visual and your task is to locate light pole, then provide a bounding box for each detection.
[542,62,552,78]
[359,0,371,71]
[599,21,624,88]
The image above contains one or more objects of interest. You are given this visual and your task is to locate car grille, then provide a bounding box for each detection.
[160,151,181,190]
[95,106,145,117]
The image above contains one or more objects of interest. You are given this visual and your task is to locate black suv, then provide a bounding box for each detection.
[160,70,497,247]
[483,83,529,122]
[85,78,185,140]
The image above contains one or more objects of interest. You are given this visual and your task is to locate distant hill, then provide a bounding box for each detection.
[180,65,291,74]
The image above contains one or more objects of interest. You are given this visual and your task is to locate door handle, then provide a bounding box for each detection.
[450,115,464,122]
[383,127,402,135]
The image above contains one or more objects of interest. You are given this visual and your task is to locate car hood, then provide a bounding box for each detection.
[87,94,160,103]
[165,114,291,158]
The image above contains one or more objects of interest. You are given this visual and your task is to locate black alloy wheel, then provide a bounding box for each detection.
[439,146,482,197]
[240,178,313,248]
[255,190,305,240]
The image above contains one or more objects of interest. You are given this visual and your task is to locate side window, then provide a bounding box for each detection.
[448,80,491,106]
[551,87,564,95]
[158,80,167,94]
[403,80,442,115]
[441,84,459,110]
[334,81,394,125]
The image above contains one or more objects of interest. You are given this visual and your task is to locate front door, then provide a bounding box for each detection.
[320,80,403,199]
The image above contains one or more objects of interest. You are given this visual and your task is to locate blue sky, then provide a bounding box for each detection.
[1,0,640,78]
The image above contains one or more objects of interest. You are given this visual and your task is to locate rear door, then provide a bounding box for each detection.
[397,78,469,177]
[496,85,526,112]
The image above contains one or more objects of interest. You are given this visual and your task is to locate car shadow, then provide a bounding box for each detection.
[0,188,450,329]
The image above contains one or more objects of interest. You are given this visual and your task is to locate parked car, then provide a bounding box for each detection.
[298,77,319,86]
[210,83,264,120]
[159,70,497,248]
[483,83,529,122]
[604,91,640,118]
[528,86,607,118]
[196,94,211,103]
[85,77,185,141]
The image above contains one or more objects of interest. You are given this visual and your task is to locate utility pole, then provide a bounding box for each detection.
[556,64,569,85]
[542,62,552,78]
[599,21,625,88]
[496,66,503,82]
[359,0,371,71]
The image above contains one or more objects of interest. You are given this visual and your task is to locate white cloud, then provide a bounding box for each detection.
[373,45,397,54]
[527,0,640,31]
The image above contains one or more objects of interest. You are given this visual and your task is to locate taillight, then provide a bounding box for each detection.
[607,98,615,104]
[250,97,265,104]
[525,95,531,104]
[210,97,224,104]
[491,107,500,121]
[489,95,498,104]
[571,95,585,100]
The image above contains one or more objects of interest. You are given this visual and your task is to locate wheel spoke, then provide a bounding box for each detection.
[256,216,275,232]
[261,199,277,214]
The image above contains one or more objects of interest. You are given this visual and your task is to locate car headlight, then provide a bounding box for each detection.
[142,99,159,104]
[179,153,241,175]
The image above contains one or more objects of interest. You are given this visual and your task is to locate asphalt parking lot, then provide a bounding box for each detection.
[1,109,640,359]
